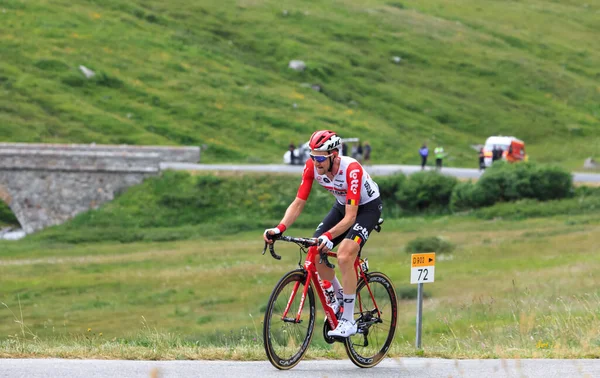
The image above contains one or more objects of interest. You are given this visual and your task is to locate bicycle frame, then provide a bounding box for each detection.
[281,245,380,331]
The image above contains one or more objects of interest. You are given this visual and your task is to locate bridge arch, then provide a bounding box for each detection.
[0,183,21,228]
[0,143,199,234]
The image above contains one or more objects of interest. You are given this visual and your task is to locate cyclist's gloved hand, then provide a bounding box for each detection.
[263,224,286,243]
[317,232,334,251]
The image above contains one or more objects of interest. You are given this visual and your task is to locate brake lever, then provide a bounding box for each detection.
[317,241,335,269]
[269,242,281,260]
[262,234,281,260]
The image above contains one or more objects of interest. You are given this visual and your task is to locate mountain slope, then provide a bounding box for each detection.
[0,0,598,167]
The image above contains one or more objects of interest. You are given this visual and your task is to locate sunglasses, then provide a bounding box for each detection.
[309,153,333,163]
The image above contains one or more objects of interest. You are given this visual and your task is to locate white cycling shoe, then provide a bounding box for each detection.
[327,318,357,337]
[330,300,341,316]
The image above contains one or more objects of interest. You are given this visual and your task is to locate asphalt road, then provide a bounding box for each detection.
[160,163,600,183]
[1,358,599,378]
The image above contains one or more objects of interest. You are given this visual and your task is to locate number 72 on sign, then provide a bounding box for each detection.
[410,253,435,284]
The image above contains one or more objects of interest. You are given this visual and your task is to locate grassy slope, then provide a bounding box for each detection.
[0,0,599,167]
[1,214,599,358]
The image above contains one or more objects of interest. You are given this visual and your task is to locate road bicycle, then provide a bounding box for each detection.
[261,220,397,370]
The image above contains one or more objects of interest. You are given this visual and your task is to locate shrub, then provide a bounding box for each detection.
[574,185,600,197]
[396,171,458,212]
[528,165,573,201]
[376,173,406,216]
[474,196,600,220]
[450,181,493,212]
[0,201,19,225]
[376,173,406,202]
[405,235,455,254]
[476,162,516,204]
[396,286,431,300]
[473,162,573,206]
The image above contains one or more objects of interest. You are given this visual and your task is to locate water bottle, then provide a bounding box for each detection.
[321,279,336,308]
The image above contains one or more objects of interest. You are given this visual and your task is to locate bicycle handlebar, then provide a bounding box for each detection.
[262,218,383,268]
[262,235,335,268]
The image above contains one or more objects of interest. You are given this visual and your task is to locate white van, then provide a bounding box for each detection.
[482,136,525,167]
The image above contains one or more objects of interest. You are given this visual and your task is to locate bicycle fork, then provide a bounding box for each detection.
[354,271,384,345]
[281,280,303,323]
[279,268,338,329]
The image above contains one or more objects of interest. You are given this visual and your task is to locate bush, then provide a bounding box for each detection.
[396,286,431,300]
[376,173,406,216]
[473,196,600,220]
[477,162,572,204]
[376,173,406,202]
[450,162,574,213]
[529,165,573,201]
[450,181,494,212]
[0,201,18,225]
[405,236,455,254]
[396,171,458,212]
[574,185,600,197]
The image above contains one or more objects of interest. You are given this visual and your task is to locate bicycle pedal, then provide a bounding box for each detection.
[282,317,302,324]
[356,322,368,334]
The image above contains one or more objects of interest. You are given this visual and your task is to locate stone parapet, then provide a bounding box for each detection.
[0,149,160,173]
[0,143,200,163]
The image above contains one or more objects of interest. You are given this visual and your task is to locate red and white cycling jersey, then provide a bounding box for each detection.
[296,156,380,206]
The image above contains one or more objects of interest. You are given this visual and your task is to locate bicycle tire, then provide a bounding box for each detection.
[263,269,316,370]
[344,272,398,368]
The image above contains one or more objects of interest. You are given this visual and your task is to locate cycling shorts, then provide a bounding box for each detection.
[313,197,383,252]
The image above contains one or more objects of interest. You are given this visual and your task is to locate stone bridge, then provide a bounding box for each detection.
[0,143,199,234]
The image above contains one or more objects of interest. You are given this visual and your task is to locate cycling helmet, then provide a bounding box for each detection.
[309,130,342,152]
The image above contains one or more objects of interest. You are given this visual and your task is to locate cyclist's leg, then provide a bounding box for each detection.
[331,198,382,333]
[313,202,345,282]
[339,197,383,274]
[331,198,382,292]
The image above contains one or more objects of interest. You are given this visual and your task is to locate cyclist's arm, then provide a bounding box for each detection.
[278,197,307,229]
[279,160,314,229]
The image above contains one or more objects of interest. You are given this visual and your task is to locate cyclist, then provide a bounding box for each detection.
[263,130,382,337]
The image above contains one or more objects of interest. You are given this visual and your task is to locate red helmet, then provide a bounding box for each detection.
[308,130,342,152]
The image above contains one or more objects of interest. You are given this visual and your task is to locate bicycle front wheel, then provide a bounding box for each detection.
[344,272,398,368]
[263,269,316,370]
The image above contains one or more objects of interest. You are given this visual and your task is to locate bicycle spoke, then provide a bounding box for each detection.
[264,270,315,370]
[345,272,397,368]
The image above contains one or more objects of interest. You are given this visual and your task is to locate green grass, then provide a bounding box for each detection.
[1,0,599,167]
[1,213,600,359]
[5,168,590,244]
[2,0,600,359]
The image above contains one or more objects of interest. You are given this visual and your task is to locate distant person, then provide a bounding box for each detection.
[434,145,444,170]
[479,147,485,171]
[342,142,348,157]
[419,144,428,170]
[492,145,500,163]
[356,142,363,163]
[351,144,358,159]
[289,141,296,165]
[363,142,372,165]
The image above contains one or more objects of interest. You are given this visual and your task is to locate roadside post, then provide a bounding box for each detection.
[410,252,435,349]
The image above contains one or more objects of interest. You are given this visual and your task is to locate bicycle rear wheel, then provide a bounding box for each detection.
[344,272,398,368]
[263,269,316,370]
